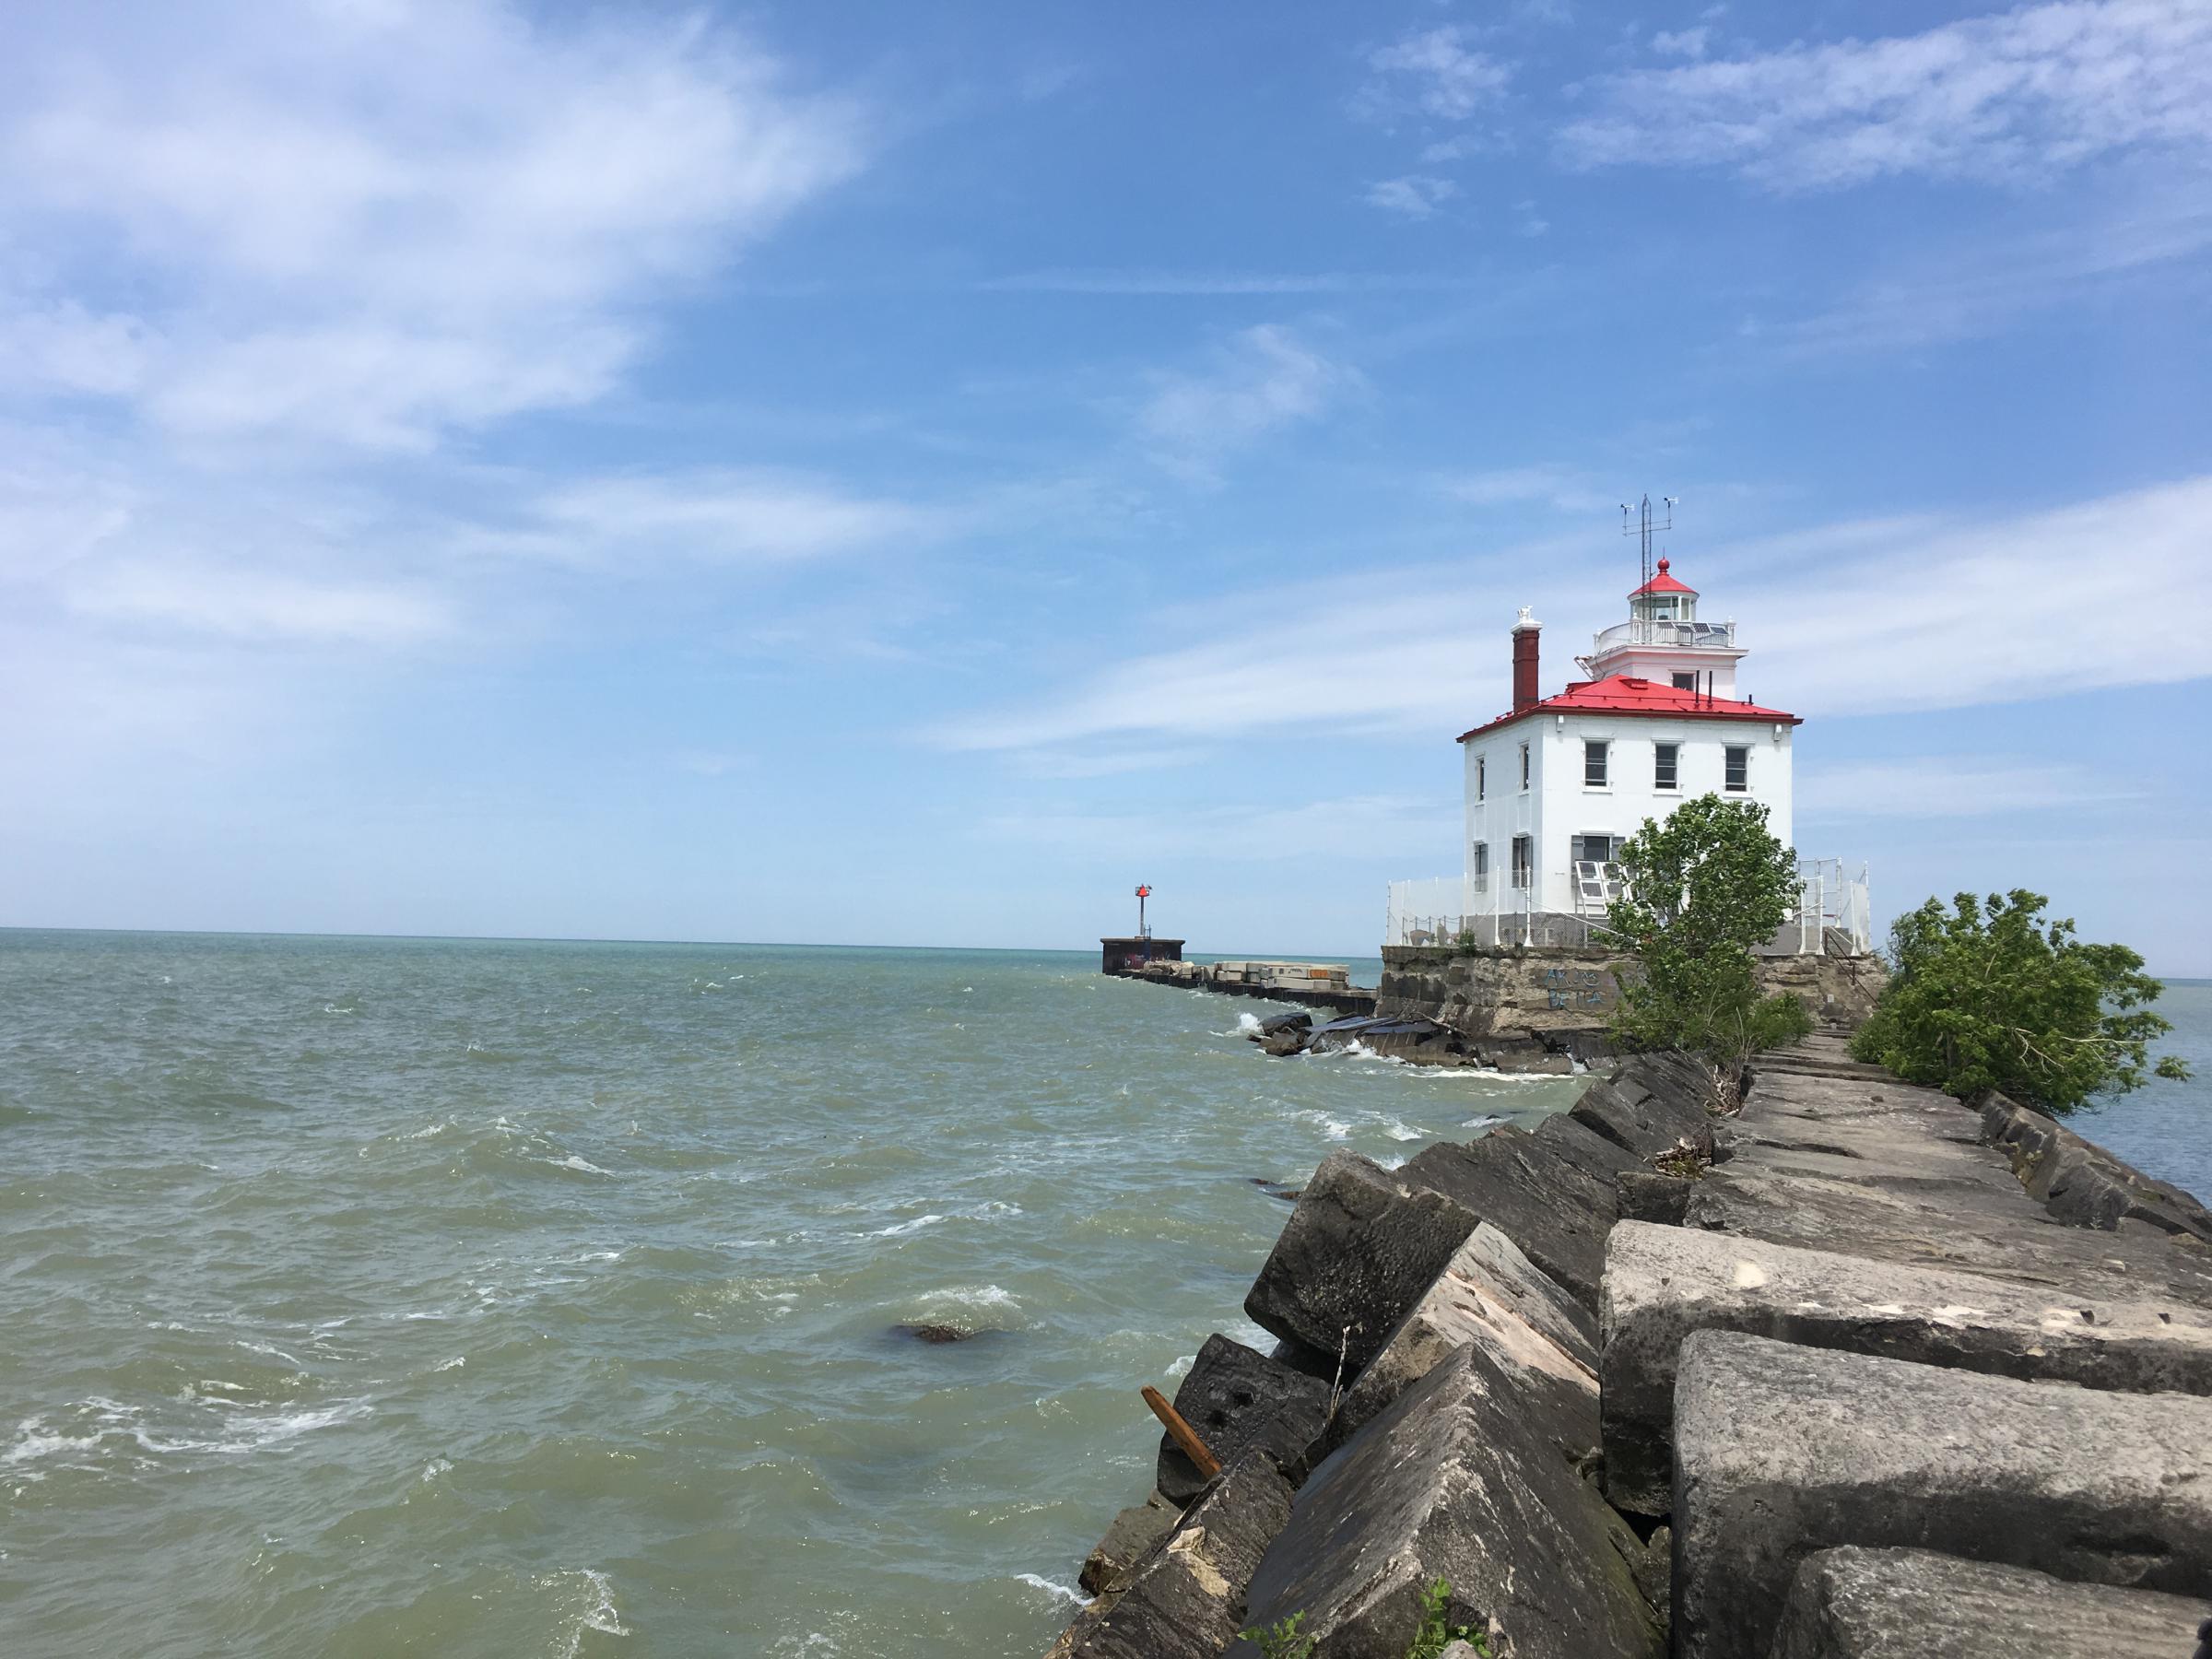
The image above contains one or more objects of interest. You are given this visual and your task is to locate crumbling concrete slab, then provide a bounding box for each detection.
[1534,1111,1643,1184]
[1243,1149,1480,1371]
[1236,1340,1661,1659]
[1400,1126,1617,1311]
[1769,1545,2212,1659]
[1078,1490,1178,1595]
[1156,1334,1332,1505]
[1600,1220,2212,1515]
[1327,1220,1595,1453]
[1057,1450,1294,1659]
[1671,1330,2212,1659]
[1571,1053,1716,1159]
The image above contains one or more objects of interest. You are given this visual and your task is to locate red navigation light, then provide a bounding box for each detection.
[1135,885,1151,898]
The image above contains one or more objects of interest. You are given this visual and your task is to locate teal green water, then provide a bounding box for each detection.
[0,932,1590,1659]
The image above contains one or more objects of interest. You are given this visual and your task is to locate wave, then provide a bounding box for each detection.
[1016,1572,1086,1608]
[868,1214,945,1238]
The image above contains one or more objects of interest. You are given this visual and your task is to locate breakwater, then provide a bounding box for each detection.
[1041,1026,2212,1658]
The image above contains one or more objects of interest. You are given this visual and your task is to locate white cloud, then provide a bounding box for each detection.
[1363,28,1513,121]
[1651,27,1712,59]
[1798,759,2103,818]
[498,472,932,568]
[1559,1,2212,190]
[1365,175,1459,218]
[940,476,2212,757]
[1139,326,1350,481]
[1441,465,1611,512]
[66,560,453,645]
[0,0,864,447]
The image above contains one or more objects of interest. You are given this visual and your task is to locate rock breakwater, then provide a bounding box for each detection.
[1041,1028,2212,1658]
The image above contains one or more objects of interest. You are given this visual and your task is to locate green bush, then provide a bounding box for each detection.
[1851,889,2189,1113]
[1605,795,1812,1068]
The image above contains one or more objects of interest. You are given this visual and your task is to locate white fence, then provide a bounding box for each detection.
[1385,858,1873,955]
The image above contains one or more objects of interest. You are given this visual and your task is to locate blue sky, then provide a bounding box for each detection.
[3,0,2209,971]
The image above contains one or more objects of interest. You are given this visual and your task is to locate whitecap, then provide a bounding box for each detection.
[550,1155,612,1176]
[403,1122,451,1140]
[1165,1353,1195,1380]
[868,1214,945,1238]
[1462,1113,1509,1131]
[537,1568,629,1659]
[433,1356,465,1372]
[919,1284,1017,1311]
[1233,1012,1264,1036]
[1017,1572,1086,1608]
[1381,1118,1423,1142]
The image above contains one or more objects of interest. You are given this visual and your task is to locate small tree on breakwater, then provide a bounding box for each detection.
[1850,888,2192,1114]
[1604,794,1813,1075]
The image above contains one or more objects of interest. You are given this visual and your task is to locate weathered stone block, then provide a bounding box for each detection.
[1236,1341,1661,1659]
[1079,1490,1178,1595]
[1571,1053,1715,1159]
[1770,1546,2212,1659]
[1671,1331,2212,1659]
[1534,1111,1642,1184]
[1600,1220,2212,1516]
[1328,1220,1595,1453]
[1243,1150,1480,1371]
[1058,1451,1294,1659]
[1618,1170,1692,1226]
[1983,1093,2212,1245]
[1157,1335,1333,1505]
[1399,1126,1616,1311]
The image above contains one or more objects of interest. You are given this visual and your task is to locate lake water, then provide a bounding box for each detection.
[1,933,2202,1659]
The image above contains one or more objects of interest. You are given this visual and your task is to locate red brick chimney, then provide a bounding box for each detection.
[1511,607,1541,712]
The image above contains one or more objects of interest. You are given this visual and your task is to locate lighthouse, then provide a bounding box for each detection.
[1453,557,1800,935]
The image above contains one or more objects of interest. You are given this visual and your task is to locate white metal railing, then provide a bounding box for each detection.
[1589,618,1736,655]
[1795,858,1873,955]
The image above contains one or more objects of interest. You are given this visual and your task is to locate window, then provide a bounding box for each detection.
[1571,833,1616,864]
[1518,741,1531,790]
[1654,742,1679,792]
[1584,739,1608,788]
[1671,672,1697,692]
[1724,745,1749,792]
[1475,754,1485,802]
[1470,841,1489,894]
[1510,834,1533,889]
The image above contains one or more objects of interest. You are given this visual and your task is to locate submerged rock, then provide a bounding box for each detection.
[896,1323,976,1344]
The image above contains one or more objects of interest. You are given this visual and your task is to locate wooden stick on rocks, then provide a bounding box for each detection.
[1141,1385,1221,1482]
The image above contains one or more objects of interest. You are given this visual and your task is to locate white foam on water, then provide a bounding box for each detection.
[3,1418,102,1469]
[1298,1109,1353,1141]
[403,1122,451,1140]
[1165,1353,1195,1380]
[433,1356,465,1372]
[1381,1117,1423,1141]
[422,1456,453,1482]
[550,1155,612,1176]
[869,1214,945,1238]
[1462,1113,1509,1131]
[1233,1012,1264,1036]
[1016,1572,1086,1608]
[919,1284,1018,1311]
[537,1568,629,1658]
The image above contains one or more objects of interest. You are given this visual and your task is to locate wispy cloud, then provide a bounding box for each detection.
[978,270,1478,296]
[982,794,1452,862]
[1797,759,2109,819]
[939,476,2212,758]
[1441,465,1613,512]
[66,560,454,646]
[1365,175,1459,218]
[0,0,865,449]
[1361,27,1514,122]
[1138,325,1352,482]
[483,471,934,568]
[1559,1,2212,190]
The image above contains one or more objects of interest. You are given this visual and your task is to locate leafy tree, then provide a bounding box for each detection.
[1851,889,2190,1113]
[1605,794,1812,1067]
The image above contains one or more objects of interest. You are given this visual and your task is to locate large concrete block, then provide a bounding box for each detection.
[1400,1126,1616,1311]
[1571,1053,1716,1159]
[1079,1490,1179,1596]
[1770,1546,2212,1659]
[1328,1221,1595,1453]
[1671,1331,2212,1659]
[1237,1342,1662,1659]
[1534,1110,1643,1184]
[1157,1335,1333,1505]
[1681,1168,2212,1311]
[1244,1150,1480,1371]
[1057,1451,1294,1659]
[1983,1093,2212,1245]
[1600,1220,2212,1516]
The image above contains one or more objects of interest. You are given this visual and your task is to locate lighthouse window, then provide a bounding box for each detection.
[1518,742,1530,791]
[1583,740,1608,788]
[1654,743,1679,791]
[1671,672,1697,692]
[1476,755,1486,801]
[1510,835,1533,889]
[1724,745,1749,792]
[1571,834,1617,864]
[1471,841,1489,894]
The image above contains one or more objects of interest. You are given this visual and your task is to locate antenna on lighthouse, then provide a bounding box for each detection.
[1619,494,1677,592]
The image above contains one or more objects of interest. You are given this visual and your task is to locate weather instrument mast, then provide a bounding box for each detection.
[1620,493,1677,594]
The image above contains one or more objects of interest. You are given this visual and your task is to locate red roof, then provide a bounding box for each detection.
[1455,675,1800,743]
[1629,557,1696,598]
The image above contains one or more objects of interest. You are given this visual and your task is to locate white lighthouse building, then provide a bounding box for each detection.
[1387,553,1866,950]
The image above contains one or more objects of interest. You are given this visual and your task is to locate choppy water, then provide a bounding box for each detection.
[1,932,1588,1659]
